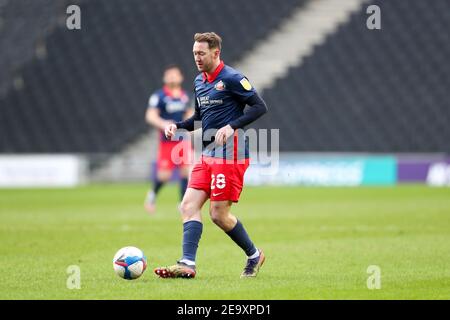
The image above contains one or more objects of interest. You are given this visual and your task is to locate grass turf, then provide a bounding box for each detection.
[0,184,449,299]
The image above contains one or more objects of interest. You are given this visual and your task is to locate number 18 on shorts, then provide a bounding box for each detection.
[188,156,250,202]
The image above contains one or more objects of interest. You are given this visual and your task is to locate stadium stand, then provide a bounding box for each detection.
[258,0,450,152]
[0,0,64,96]
[0,0,304,153]
[1,0,448,155]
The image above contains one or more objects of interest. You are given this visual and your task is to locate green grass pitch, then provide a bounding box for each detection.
[1,184,449,299]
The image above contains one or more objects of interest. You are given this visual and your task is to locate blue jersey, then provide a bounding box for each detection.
[148,86,190,141]
[194,61,257,159]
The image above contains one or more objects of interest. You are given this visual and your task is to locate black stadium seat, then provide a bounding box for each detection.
[0,0,304,153]
[1,0,448,154]
[256,0,450,152]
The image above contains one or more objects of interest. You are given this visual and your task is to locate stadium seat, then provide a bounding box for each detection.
[0,0,305,153]
[256,0,450,152]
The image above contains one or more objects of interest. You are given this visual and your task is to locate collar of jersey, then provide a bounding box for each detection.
[202,60,225,83]
[163,85,184,98]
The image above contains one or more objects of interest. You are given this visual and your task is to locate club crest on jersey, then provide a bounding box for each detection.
[214,80,225,91]
[240,78,252,91]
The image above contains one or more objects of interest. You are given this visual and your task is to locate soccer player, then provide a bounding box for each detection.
[154,32,268,279]
[144,65,193,214]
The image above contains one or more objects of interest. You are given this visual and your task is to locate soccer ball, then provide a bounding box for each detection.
[113,246,147,280]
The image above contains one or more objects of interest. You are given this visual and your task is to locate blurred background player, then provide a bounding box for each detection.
[144,65,194,214]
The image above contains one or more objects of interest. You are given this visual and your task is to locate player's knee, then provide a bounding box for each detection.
[179,200,198,218]
[210,214,224,228]
[159,176,170,183]
[157,170,172,182]
[180,167,190,178]
[209,205,227,227]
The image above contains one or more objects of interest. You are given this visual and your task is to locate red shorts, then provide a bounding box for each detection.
[188,156,250,202]
[157,140,192,171]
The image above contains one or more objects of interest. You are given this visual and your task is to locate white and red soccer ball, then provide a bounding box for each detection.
[113,246,147,280]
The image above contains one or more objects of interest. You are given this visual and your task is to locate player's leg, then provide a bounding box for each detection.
[208,157,264,278]
[179,165,190,200]
[144,142,174,214]
[179,187,208,262]
[209,200,235,230]
[178,139,193,201]
[144,169,172,213]
[209,200,264,278]
[155,160,210,279]
[154,188,208,278]
[156,169,172,193]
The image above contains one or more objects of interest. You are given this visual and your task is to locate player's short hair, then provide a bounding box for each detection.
[194,32,222,50]
[164,64,182,72]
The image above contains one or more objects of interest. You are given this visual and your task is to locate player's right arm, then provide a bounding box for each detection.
[146,92,173,131]
[146,108,173,131]
[165,96,200,139]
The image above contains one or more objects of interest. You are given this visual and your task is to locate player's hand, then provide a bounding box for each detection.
[215,124,235,145]
[161,120,174,131]
[164,123,177,140]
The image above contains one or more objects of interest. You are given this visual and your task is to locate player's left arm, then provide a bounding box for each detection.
[228,92,268,129]
[183,98,195,120]
[215,76,268,144]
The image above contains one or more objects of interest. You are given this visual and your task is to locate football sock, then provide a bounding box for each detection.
[153,179,164,195]
[248,249,260,259]
[225,220,257,257]
[178,259,196,266]
[182,220,203,263]
[180,177,188,200]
